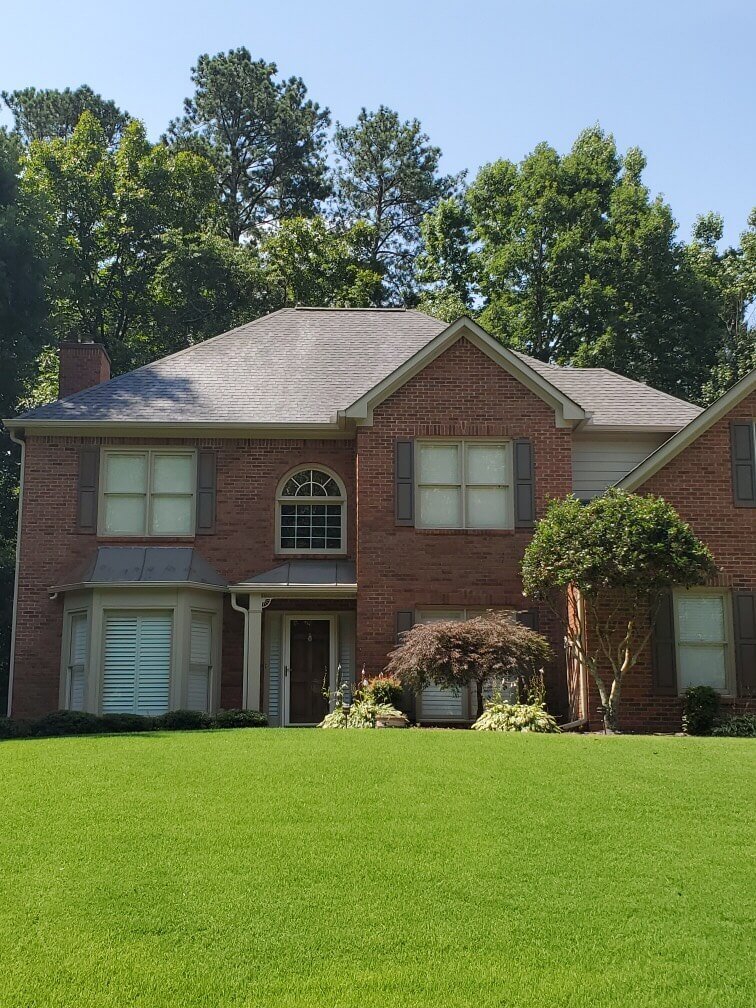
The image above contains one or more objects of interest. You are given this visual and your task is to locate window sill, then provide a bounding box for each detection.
[410,527,518,536]
[95,535,198,542]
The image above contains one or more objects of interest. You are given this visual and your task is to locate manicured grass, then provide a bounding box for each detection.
[0,731,754,1007]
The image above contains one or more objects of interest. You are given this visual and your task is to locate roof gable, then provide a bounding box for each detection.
[341,317,585,428]
[618,368,756,491]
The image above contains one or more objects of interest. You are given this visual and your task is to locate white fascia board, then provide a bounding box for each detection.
[617,368,756,491]
[4,419,352,440]
[49,580,227,594]
[339,317,585,428]
[228,584,357,598]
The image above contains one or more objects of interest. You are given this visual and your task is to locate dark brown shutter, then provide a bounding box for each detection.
[395,610,416,720]
[77,447,99,532]
[514,439,535,527]
[651,592,677,695]
[731,422,756,506]
[515,609,539,631]
[733,591,756,697]
[196,450,217,534]
[395,439,414,525]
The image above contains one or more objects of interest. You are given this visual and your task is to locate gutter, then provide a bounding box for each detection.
[6,430,25,717]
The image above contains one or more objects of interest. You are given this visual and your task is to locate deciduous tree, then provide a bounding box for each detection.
[522,490,717,732]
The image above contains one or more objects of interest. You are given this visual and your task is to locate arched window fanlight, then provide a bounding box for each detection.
[277,467,346,553]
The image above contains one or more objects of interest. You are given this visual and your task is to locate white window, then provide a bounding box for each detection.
[101,450,195,537]
[188,612,213,712]
[416,441,512,529]
[67,612,89,711]
[675,591,733,694]
[102,611,173,715]
[277,467,346,553]
[415,609,468,720]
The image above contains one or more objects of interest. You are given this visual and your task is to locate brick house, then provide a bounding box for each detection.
[4,308,753,730]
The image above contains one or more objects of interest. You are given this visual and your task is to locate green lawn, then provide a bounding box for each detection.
[1,731,754,1007]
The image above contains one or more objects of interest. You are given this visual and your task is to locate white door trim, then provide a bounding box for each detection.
[281,612,339,726]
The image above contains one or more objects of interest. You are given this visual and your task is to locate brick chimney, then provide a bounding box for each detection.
[58,341,111,399]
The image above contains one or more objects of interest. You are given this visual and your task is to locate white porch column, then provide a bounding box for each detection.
[244,593,264,711]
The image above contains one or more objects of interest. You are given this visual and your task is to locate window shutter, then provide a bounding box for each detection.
[731,422,756,506]
[395,610,416,720]
[188,612,212,712]
[103,613,172,716]
[733,592,756,697]
[395,439,414,525]
[514,439,535,527]
[515,609,539,631]
[196,450,217,533]
[77,447,100,532]
[652,592,677,695]
[68,612,88,711]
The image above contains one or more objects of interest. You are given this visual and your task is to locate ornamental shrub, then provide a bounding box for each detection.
[156,709,213,731]
[712,713,756,737]
[98,713,156,733]
[212,709,268,729]
[319,699,403,728]
[30,710,103,737]
[682,686,720,736]
[472,698,560,733]
[361,675,403,709]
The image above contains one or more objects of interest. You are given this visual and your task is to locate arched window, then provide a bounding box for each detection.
[277,467,346,554]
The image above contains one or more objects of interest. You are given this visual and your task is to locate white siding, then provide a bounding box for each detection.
[188,612,212,712]
[102,612,172,716]
[265,612,283,725]
[572,435,667,500]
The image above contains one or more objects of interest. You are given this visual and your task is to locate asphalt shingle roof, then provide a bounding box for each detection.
[14,308,701,430]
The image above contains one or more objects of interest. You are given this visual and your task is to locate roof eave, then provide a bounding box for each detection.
[228,584,357,597]
[49,580,227,594]
[4,418,352,439]
[617,369,756,492]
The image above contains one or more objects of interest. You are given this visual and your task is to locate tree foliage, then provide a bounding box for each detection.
[166,48,330,242]
[386,611,552,719]
[2,85,130,145]
[522,490,717,730]
[333,106,461,304]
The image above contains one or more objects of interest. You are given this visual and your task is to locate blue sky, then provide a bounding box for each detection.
[2,0,753,244]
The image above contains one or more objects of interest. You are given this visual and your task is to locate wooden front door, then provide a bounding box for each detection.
[287,619,330,725]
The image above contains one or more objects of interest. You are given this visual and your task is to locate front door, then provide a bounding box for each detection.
[287,619,330,725]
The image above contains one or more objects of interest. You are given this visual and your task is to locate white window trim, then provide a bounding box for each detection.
[275,465,347,556]
[414,439,513,530]
[99,448,197,538]
[672,588,735,697]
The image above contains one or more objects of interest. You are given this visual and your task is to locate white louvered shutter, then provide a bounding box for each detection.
[188,613,212,712]
[416,610,466,720]
[103,613,172,715]
[68,612,88,711]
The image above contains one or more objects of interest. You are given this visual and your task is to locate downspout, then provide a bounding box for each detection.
[6,430,25,717]
[230,592,249,708]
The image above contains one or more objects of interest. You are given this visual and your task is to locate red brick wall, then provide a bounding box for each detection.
[584,391,756,732]
[58,343,111,398]
[11,435,356,718]
[355,336,574,713]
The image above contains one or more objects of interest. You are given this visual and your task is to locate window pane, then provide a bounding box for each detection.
[150,496,193,535]
[678,645,728,691]
[418,444,460,485]
[152,454,193,493]
[418,487,462,528]
[104,495,146,534]
[466,444,508,484]
[466,487,508,528]
[105,454,147,493]
[280,503,341,550]
[678,596,725,643]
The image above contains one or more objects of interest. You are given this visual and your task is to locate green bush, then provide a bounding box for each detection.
[0,716,27,740]
[98,713,156,733]
[712,713,756,738]
[156,709,212,731]
[30,710,104,737]
[361,675,403,709]
[472,699,560,733]
[212,709,267,729]
[319,699,403,729]
[682,686,720,736]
